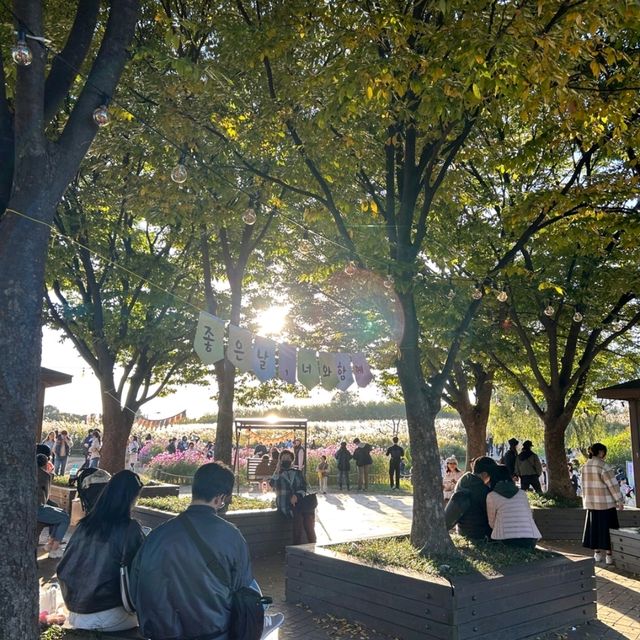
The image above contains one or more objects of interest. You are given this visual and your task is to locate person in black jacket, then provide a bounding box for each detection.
[385,437,404,490]
[130,462,284,640]
[335,441,352,491]
[57,470,144,632]
[501,438,519,477]
[352,438,373,491]
[445,456,497,539]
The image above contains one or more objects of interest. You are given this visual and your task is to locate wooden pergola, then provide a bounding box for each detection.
[597,379,640,505]
[37,366,73,440]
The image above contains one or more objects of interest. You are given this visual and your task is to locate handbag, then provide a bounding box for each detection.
[179,513,272,640]
[119,523,136,614]
[297,492,318,513]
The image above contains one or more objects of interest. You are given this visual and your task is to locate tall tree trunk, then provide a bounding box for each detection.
[396,291,454,554]
[215,360,236,466]
[99,386,135,473]
[459,409,489,470]
[0,195,52,640]
[544,413,574,497]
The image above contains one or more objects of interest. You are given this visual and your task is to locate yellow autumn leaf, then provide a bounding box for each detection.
[472,83,482,99]
[366,85,374,99]
[370,201,378,214]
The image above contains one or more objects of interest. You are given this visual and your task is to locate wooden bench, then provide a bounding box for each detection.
[246,456,273,490]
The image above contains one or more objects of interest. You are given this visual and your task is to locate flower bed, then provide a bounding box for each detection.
[286,537,596,640]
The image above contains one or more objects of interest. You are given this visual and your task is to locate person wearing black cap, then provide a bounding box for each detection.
[501,438,519,477]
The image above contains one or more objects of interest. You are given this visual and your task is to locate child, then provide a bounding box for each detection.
[317,455,329,494]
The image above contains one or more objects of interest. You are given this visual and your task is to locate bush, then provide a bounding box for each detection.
[601,430,632,469]
[137,495,272,513]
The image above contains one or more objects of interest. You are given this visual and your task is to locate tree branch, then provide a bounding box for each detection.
[44,0,101,123]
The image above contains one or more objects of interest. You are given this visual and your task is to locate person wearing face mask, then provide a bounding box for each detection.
[270,450,316,545]
[130,462,284,640]
[444,456,497,539]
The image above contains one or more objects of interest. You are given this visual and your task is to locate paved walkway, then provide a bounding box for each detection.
[39,491,640,639]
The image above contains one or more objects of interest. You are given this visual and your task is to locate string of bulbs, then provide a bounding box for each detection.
[2,8,623,326]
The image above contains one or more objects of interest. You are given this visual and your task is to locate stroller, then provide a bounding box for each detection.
[76,467,111,513]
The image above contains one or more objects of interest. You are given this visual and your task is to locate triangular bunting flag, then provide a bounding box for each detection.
[351,353,373,387]
[227,325,254,373]
[252,336,277,381]
[278,343,297,384]
[318,352,339,390]
[335,353,354,391]
[297,349,319,390]
[193,311,225,365]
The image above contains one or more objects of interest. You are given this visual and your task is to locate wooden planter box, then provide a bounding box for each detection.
[50,482,180,514]
[132,505,293,559]
[285,542,596,640]
[533,507,640,540]
[611,527,640,574]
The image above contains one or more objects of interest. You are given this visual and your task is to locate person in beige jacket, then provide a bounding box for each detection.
[514,440,543,494]
[486,465,541,548]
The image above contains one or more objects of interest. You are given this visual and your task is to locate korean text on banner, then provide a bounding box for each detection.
[252,336,276,381]
[335,353,354,391]
[278,343,297,384]
[227,325,254,373]
[297,349,320,390]
[318,352,339,390]
[194,312,225,364]
[351,353,373,387]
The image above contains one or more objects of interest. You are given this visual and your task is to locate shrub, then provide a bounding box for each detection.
[137,495,272,513]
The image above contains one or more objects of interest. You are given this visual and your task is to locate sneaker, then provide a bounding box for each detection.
[593,551,603,562]
[261,612,285,639]
[48,547,64,559]
[605,554,615,566]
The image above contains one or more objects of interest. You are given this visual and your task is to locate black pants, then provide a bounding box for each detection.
[293,510,316,545]
[520,475,542,494]
[389,460,401,488]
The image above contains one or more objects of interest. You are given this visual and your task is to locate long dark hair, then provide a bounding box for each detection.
[81,470,143,539]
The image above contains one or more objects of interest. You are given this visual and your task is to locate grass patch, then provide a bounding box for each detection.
[51,473,154,488]
[40,628,100,640]
[331,534,557,578]
[137,494,274,513]
[528,493,582,508]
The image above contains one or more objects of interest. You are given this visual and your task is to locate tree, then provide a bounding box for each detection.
[0,1,139,635]
[151,0,639,553]
[44,152,203,472]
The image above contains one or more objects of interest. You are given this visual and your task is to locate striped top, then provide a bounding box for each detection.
[486,489,541,541]
[581,456,623,511]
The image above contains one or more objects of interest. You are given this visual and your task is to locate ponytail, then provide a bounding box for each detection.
[588,443,607,459]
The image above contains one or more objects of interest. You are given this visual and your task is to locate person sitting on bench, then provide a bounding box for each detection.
[37,453,70,559]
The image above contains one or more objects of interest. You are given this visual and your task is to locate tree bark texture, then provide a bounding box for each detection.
[0,1,140,635]
[396,291,454,554]
[544,414,575,497]
[99,384,136,473]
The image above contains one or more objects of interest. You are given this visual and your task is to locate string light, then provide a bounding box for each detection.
[92,103,111,127]
[383,268,393,289]
[447,289,456,300]
[11,30,32,66]
[572,311,583,323]
[299,230,313,254]
[496,289,508,303]
[171,151,188,184]
[543,303,555,317]
[345,261,357,276]
[242,207,257,225]
[472,285,483,300]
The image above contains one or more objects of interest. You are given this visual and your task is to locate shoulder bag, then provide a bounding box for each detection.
[119,522,136,614]
[179,513,271,640]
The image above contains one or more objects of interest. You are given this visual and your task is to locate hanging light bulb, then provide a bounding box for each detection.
[242,208,257,225]
[11,31,32,66]
[447,289,456,300]
[472,285,483,300]
[497,290,508,303]
[572,311,583,323]
[544,304,555,317]
[299,230,313,255]
[92,104,111,127]
[345,261,357,276]
[171,150,188,184]
[383,270,394,289]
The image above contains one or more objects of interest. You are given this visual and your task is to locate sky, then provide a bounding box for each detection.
[41,325,381,420]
